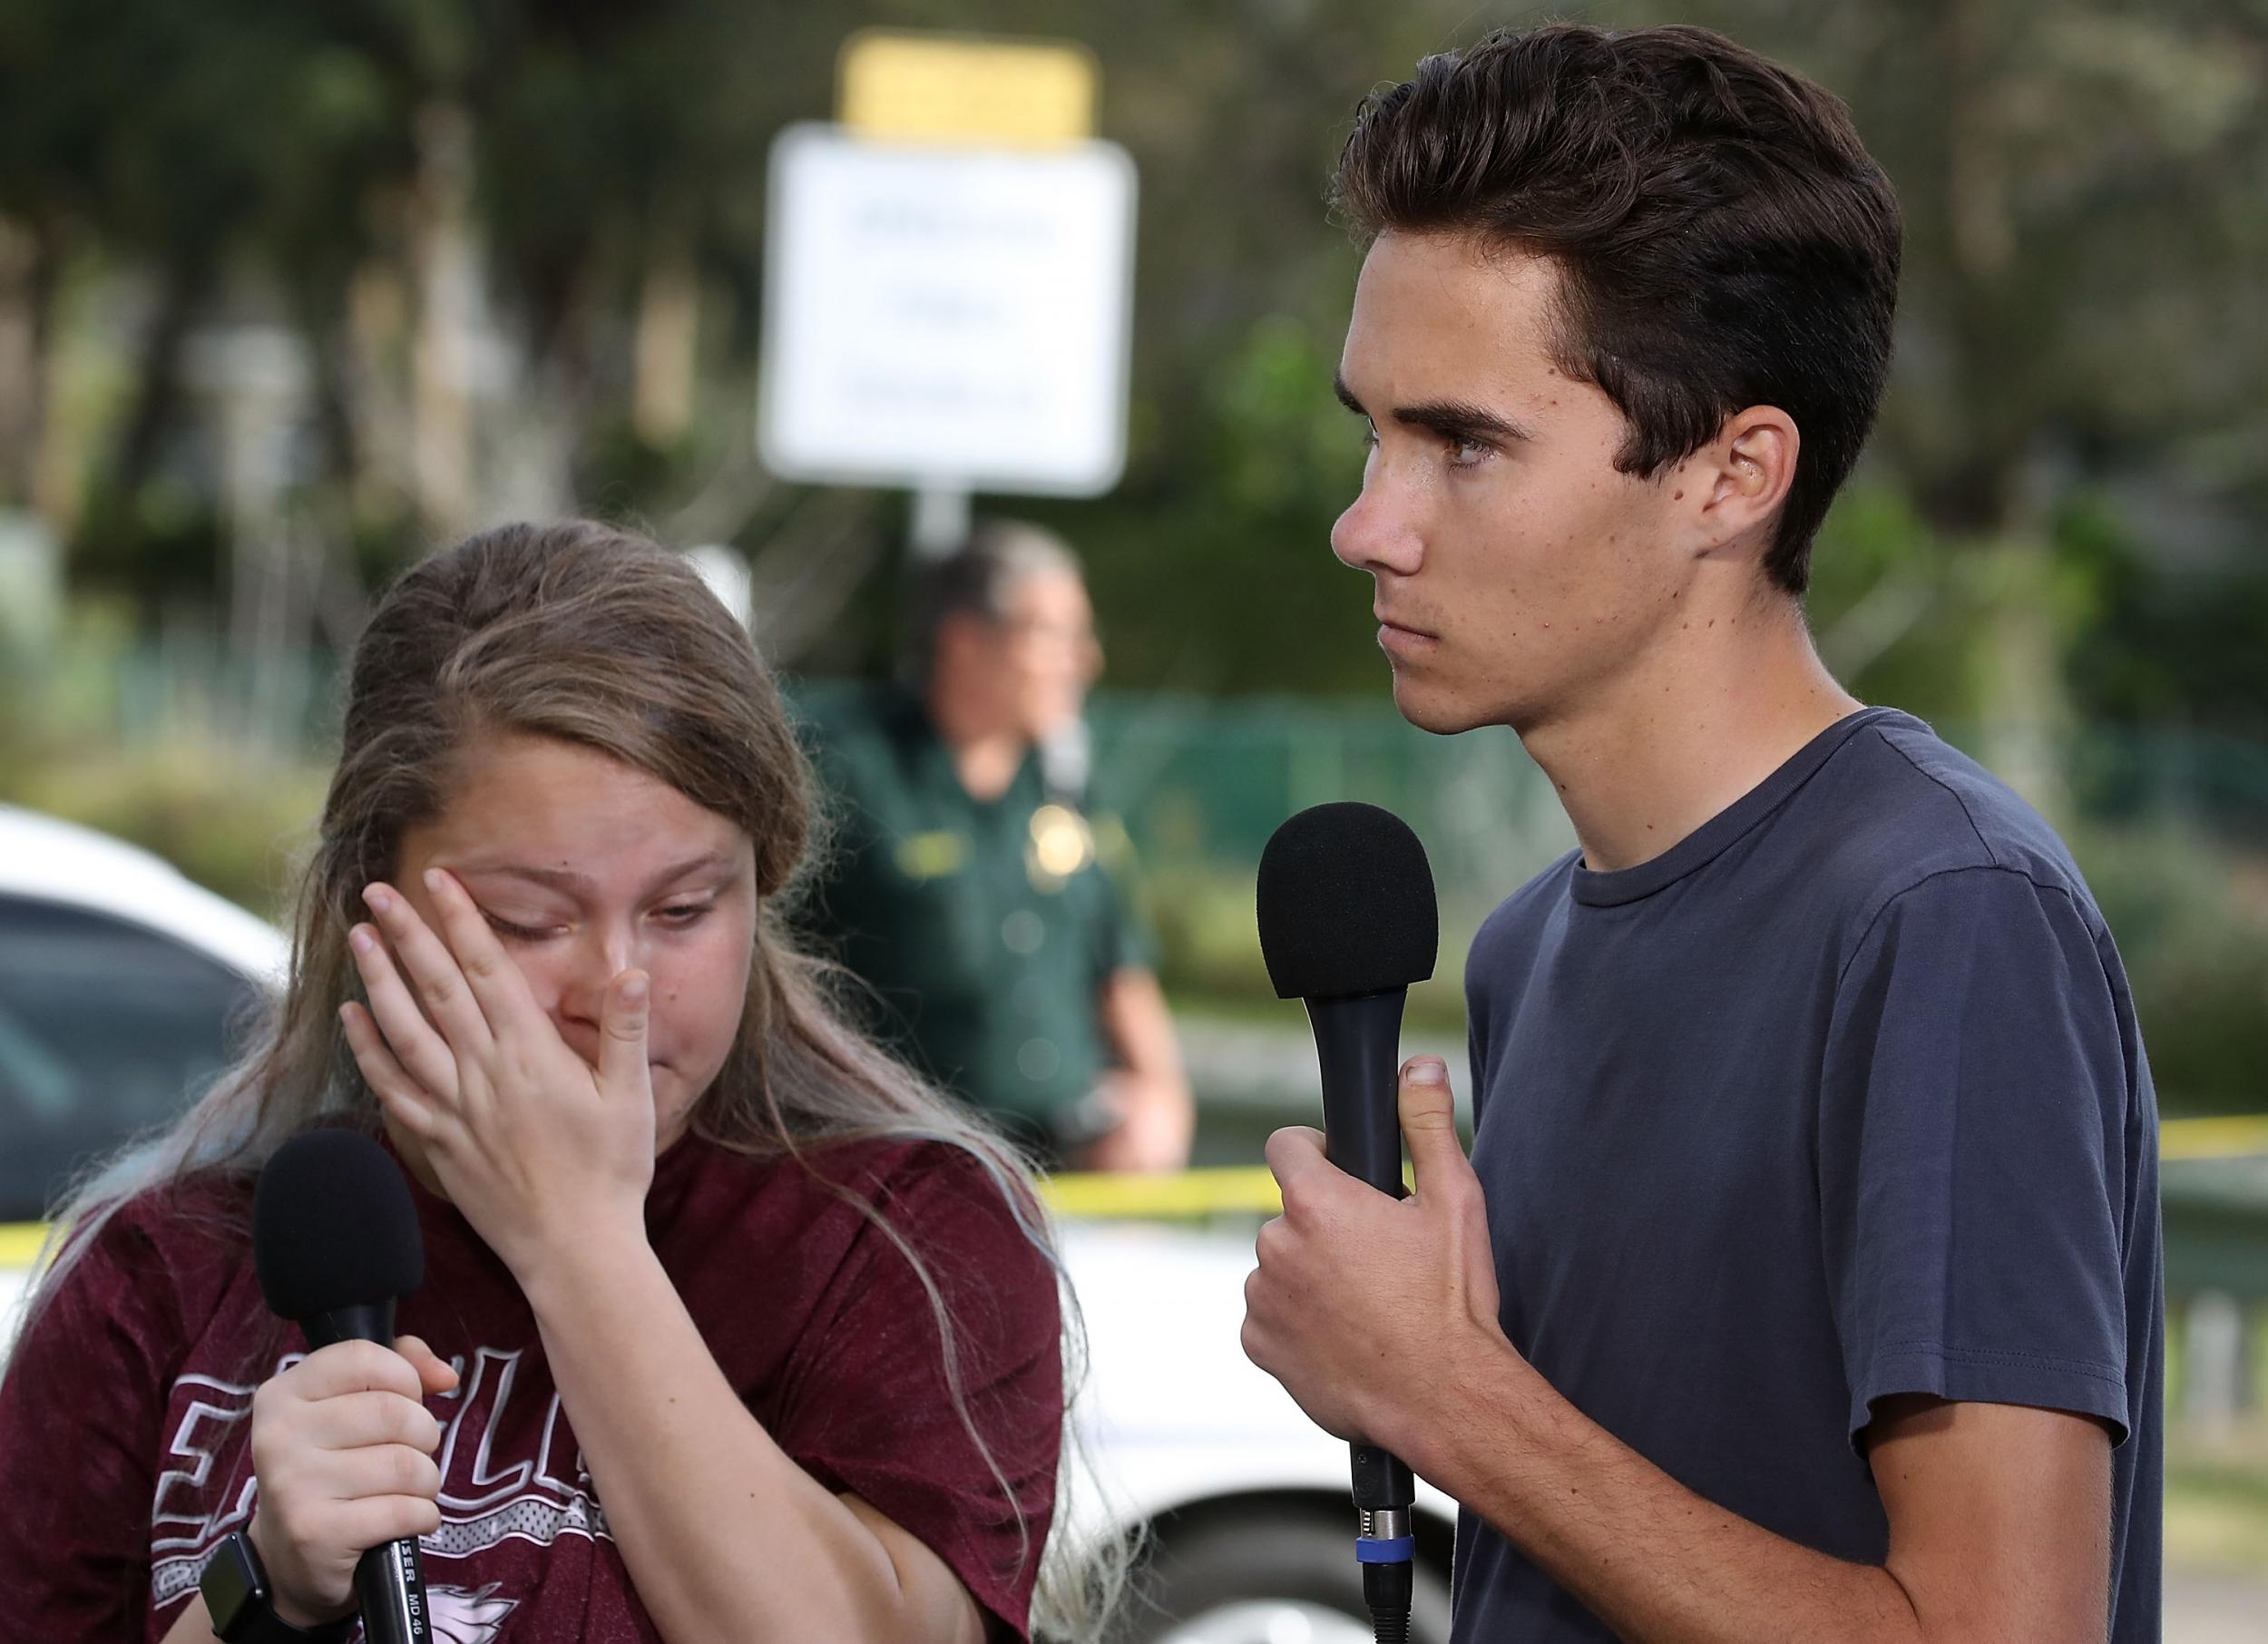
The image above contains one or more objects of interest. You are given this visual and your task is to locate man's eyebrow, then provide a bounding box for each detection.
[454,851,738,896]
[1393,398,1532,444]
[1333,371,1532,444]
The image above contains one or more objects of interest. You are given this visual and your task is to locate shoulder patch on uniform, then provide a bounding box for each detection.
[894,830,969,880]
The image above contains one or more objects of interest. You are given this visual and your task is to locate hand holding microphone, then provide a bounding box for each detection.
[242,1336,456,1630]
[1242,1057,1504,1434]
[1245,803,1504,1643]
[205,1129,452,1644]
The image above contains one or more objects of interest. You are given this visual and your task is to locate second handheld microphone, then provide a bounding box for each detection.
[1256,800,1440,1644]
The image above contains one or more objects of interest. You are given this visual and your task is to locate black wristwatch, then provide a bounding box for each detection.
[200,1530,357,1644]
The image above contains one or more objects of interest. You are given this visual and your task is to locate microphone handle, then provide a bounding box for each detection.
[1306,989,1410,1196]
[300,1302,435,1644]
[1304,989,1420,1520]
[356,1540,432,1644]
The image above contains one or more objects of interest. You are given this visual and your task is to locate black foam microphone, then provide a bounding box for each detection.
[253,1129,434,1644]
[1256,802,1438,1644]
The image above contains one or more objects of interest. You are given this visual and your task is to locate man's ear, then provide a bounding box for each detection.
[1687,406,1800,558]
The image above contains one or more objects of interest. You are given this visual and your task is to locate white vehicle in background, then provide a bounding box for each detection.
[0,805,1457,1643]
[0,805,284,1238]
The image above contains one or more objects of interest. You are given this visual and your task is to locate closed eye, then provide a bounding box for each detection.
[479,905,715,942]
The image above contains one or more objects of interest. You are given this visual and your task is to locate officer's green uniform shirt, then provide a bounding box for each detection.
[797,687,1150,1140]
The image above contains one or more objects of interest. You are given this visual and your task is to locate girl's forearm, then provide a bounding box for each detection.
[517,1233,949,1643]
[161,1600,221,1643]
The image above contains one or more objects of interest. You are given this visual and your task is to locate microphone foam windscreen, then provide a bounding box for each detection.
[1255,802,1438,1000]
[253,1128,424,1321]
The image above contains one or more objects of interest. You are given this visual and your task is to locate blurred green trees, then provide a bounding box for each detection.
[3,0,2267,1108]
[3,2,2263,708]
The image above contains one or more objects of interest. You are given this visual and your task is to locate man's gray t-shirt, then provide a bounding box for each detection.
[1452,708,2163,1641]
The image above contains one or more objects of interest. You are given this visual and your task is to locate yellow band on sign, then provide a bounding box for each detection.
[838,30,1097,146]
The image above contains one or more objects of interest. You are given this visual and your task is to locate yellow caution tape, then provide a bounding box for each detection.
[1,1113,2258,1260]
[0,1224,53,1270]
[1045,1112,2268,1221]
[2159,1114,2268,1162]
[1042,1167,1285,1220]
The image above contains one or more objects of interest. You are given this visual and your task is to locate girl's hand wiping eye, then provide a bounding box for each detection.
[338,868,657,1285]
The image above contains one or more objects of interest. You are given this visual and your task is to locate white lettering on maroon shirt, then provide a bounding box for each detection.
[148,1349,607,1613]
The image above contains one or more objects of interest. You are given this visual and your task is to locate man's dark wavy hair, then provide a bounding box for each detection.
[1333,24,1901,595]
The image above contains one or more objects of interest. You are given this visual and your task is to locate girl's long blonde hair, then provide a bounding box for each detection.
[25,520,1117,1639]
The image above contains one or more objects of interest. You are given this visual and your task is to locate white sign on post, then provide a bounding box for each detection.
[758,123,1136,497]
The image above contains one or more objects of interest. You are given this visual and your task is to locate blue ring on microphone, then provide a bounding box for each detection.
[1355,1535,1416,1563]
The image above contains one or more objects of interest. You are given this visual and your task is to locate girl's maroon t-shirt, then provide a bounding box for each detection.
[0,1132,1063,1641]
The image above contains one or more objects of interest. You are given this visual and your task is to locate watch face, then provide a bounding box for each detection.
[200,1533,263,1635]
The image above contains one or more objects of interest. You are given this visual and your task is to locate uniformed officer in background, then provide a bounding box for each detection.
[797,520,1195,1172]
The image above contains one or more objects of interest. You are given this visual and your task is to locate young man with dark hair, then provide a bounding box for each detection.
[1241,24,2159,1643]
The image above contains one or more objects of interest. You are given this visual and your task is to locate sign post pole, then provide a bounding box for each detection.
[911,485,973,561]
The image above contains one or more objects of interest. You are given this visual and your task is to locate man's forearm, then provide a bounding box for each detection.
[1090,967,1194,1169]
[1099,969,1188,1089]
[1393,1336,1924,1644]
